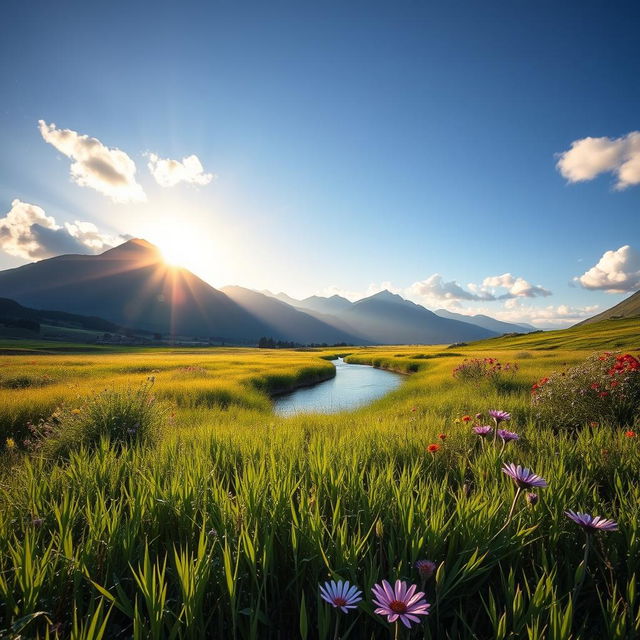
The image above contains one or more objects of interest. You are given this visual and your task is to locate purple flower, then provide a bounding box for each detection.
[415,559,437,580]
[502,463,548,489]
[497,429,519,442]
[319,580,362,613]
[371,579,430,628]
[489,410,511,423]
[473,425,493,436]
[565,511,618,533]
[526,492,538,506]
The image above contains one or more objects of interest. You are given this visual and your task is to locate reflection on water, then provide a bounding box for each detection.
[273,357,403,416]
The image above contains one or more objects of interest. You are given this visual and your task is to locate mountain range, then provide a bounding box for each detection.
[0,239,539,345]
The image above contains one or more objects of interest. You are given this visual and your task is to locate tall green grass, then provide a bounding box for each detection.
[0,330,639,638]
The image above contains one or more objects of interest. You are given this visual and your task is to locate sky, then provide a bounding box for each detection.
[0,0,639,328]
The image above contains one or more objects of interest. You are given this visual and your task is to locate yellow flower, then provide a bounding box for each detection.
[71,409,81,415]
[5,437,16,450]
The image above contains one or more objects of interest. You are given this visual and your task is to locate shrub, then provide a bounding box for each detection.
[531,352,640,428]
[32,378,165,456]
[452,357,518,386]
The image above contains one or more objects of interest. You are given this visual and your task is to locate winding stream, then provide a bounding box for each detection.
[273,357,403,416]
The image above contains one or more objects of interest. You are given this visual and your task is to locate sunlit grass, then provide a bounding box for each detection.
[0,321,639,638]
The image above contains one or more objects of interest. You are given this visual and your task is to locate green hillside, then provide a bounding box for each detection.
[575,290,640,326]
[469,316,640,351]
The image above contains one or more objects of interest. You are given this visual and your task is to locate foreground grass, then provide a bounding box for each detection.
[1,323,639,638]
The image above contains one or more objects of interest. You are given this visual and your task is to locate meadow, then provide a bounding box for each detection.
[0,319,639,639]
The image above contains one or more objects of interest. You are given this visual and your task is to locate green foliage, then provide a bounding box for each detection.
[532,352,640,428]
[1,333,640,637]
[37,379,165,456]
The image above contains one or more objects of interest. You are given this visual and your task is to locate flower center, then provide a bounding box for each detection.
[333,597,347,607]
[389,600,407,614]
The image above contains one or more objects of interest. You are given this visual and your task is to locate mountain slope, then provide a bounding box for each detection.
[0,239,270,341]
[340,290,497,344]
[435,309,534,334]
[0,297,121,332]
[297,295,353,315]
[574,291,640,326]
[220,286,365,344]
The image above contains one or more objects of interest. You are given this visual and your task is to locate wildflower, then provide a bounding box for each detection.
[497,429,519,442]
[565,511,618,533]
[207,528,218,537]
[438,433,447,440]
[626,430,636,438]
[461,415,472,422]
[489,410,511,423]
[502,463,548,489]
[32,517,44,527]
[411,407,417,412]
[475,412,483,419]
[371,579,430,628]
[415,559,437,580]
[427,444,440,453]
[5,437,16,450]
[71,408,81,415]
[319,580,362,612]
[525,492,539,506]
[473,425,493,436]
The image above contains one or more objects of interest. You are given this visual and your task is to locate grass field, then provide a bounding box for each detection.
[0,320,639,639]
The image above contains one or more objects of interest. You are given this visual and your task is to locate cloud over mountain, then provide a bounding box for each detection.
[0,200,116,260]
[38,120,146,202]
[147,153,214,187]
[575,245,640,292]
[556,131,640,190]
[407,273,551,303]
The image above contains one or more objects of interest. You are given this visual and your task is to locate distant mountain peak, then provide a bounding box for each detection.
[368,289,403,302]
[101,238,163,261]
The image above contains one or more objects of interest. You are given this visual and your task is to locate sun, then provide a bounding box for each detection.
[144,222,209,272]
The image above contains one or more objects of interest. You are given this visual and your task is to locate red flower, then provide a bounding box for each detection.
[438,433,447,440]
[461,415,472,422]
[626,430,636,438]
[427,444,440,453]
[599,391,609,398]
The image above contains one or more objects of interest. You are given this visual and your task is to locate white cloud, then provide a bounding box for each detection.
[481,273,552,298]
[407,272,551,304]
[38,120,146,203]
[575,245,640,292]
[0,199,116,260]
[64,220,116,252]
[556,131,640,189]
[147,153,214,187]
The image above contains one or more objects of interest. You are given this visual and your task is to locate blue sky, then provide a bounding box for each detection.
[1,0,638,327]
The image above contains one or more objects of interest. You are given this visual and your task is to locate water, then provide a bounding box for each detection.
[273,357,404,416]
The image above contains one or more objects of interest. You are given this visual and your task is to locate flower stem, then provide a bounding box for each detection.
[333,614,340,640]
[572,533,592,603]
[490,487,522,542]
[394,622,399,640]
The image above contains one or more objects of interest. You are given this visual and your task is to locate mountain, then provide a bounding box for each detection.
[0,298,121,332]
[220,286,365,344]
[338,290,496,344]
[297,294,353,315]
[0,239,272,341]
[435,309,535,334]
[574,290,640,326]
[261,290,304,308]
